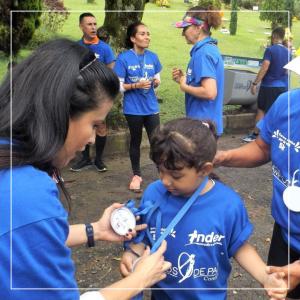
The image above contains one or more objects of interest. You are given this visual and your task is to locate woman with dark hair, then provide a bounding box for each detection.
[114,22,162,192]
[0,38,170,300]
[172,6,224,137]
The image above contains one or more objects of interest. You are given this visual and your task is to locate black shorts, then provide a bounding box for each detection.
[257,86,287,113]
[268,223,300,299]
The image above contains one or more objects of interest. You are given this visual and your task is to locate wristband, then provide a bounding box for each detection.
[85,223,95,248]
[252,82,257,86]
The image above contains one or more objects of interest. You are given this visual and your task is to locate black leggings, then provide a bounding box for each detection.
[125,114,160,176]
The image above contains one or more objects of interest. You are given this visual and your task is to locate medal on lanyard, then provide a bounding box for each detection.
[283,169,300,212]
[110,207,136,236]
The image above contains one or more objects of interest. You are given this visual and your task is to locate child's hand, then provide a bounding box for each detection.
[120,246,144,277]
[263,271,287,300]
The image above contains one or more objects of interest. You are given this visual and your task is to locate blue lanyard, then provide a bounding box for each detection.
[150,176,209,253]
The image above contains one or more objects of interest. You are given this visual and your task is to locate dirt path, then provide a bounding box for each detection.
[63,134,274,299]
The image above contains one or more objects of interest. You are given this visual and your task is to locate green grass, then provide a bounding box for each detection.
[1,0,300,121]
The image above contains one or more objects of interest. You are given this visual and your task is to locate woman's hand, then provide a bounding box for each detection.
[138,79,152,90]
[172,68,184,84]
[251,83,257,95]
[93,203,147,242]
[132,240,172,288]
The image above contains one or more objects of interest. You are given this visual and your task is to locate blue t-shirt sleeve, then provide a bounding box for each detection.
[114,54,127,78]
[103,44,115,65]
[263,47,272,62]
[193,51,217,83]
[227,195,253,257]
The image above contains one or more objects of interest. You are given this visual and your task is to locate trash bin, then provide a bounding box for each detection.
[222,55,262,106]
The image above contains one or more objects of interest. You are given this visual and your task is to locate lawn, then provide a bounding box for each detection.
[1,0,299,122]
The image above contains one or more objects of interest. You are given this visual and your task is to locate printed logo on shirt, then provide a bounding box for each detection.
[149,227,176,240]
[186,230,225,247]
[167,251,219,283]
[95,53,100,59]
[187,68,192,76]
[272,165,300,189]
[128,64,141,71]
[272,129,300,152]
[144,63,154,70]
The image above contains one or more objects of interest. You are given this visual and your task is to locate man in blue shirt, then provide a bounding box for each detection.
[243,27,291,142]
[71,13,115,172]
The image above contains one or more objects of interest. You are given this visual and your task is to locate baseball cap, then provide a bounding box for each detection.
[284,56,300,75]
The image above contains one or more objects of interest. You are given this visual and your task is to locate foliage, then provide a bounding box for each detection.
[260,0,294,29]
[230,0,238,35]
[238,0,259,10]
[27,0,69,49]
[156,0,170,7]
[0,0,42,57]
[103,0,148,52]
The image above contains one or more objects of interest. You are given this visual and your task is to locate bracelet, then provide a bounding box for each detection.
[85,223,95,248]
[252,82,257,86]
[130,83,133,90]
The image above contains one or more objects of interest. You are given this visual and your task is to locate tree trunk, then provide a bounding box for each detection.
[103,0,148,53]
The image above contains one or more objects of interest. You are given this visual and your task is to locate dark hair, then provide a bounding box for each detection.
[79,12,95,23]
[150,118,217,171]
[125,21,146,49]
[0,38,119,173]
[187,6,222,34]
[97,26,110,43]
[272,27,285,40]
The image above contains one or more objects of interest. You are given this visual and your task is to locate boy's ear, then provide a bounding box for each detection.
[198,162,213,177]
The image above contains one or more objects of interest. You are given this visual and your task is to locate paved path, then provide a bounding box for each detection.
[63,134,274,299]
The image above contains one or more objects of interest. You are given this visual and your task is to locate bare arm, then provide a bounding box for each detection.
[179,77,217,100]
[66,203,146,247]
[213,137,271,168]
[234,243,287,299]
[251,60,270,95]
[101,241,171,300]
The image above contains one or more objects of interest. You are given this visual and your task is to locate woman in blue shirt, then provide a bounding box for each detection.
[172,5,224,136]
[114,22,162,192]
[0,38,170,300]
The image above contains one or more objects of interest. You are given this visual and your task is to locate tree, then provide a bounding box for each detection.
[0,0,42,57]
[230,0,238,35]
[103,0,148,52]
[260,0,295,29]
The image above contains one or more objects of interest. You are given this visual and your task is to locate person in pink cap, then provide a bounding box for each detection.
[172,5,224,137]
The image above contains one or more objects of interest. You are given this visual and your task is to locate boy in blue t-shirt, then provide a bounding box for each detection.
[120,118,287,300]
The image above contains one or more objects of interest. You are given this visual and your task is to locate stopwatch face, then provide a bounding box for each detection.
[110,207,136,236]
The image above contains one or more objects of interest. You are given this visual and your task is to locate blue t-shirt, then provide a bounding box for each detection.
[261,44,290,88]
[114,49,162,115]
[78,39,115,65]
[185,37,224,136]
[138,180,253,300]
[258,89,300,252]
[0,155,79,299]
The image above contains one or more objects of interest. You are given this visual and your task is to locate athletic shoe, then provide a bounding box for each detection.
[94,160,107,172]
[129,175,143,192]
[242,133,258,143]
[70,158,93,172]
